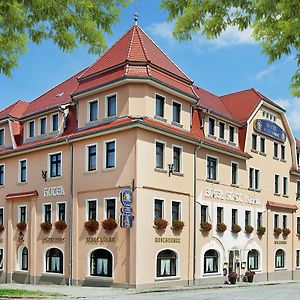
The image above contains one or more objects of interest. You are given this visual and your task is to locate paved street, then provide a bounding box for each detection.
[2,281,300,299]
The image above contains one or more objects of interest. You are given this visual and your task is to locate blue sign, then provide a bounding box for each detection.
[255,119,286,142]
[120,188,133,229]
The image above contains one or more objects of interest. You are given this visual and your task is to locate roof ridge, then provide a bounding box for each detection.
[220,88,254,98]
[126,25,135,61]
[136,26,150,61]
[10,100,28,117]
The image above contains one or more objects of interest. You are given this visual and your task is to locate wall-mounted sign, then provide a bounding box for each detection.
[120,188,133,229]
[274,240,287,245]
[44,186,65,197]
[86,237,115,244]
[155,237,181,243]
[254,119,286,142]
[42,237,65,243]
[204,188,261,205]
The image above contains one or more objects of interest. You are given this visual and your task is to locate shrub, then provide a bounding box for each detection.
[16,222,27,231]
[231,224,241,233]
[229,271,237,278]
[216,222,227,232]
[245,270,256,277]
[84,220,99,233]
[102,218,118,231]
[154,218,168,230]
[172,220,184,231]
[257,226,266,236]
[40,222,52,232]
[0,224,4,232]
[201,221,212,232]
[274,227,282,235]
[282,228,291,236]
[245,225,254,234]
[55,220,67,231]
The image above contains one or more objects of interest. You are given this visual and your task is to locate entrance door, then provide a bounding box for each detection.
[229,250,240,274]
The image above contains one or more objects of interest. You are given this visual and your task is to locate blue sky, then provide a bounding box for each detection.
[0,0,299,138]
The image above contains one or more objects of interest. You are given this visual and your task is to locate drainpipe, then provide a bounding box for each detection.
[266,208,269,282]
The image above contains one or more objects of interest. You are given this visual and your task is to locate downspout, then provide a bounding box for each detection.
[266,208,269,282]
[292,211,295,280]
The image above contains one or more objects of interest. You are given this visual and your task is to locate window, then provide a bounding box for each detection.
[275,175,280,194]
[155,94,165,118]
[104,140,116,169]
[0,129,4,146]
[89,100,98,122]
[87,200,97,221]
[19,206,27,223]
[297,217,300,235]
[46,248,63,274]
[297,152,300,167]
[245,211,251,226]
[252,134,257,150]
[281,145,286,160]
[57,203,66,222]
[154,199,164,220]
[19,246,28,271]
[231,162,238,185]
[204,250,219,274]
[257,212,263,228]
[87,145,97,172]
[155,141,165,169]
[274,214,279,229]
[283,177,288,196]
[105,198,116,220]
[229,126,235,143]
[249,168,260,190]
[173,146,182,173]
[297,181,300,199]
[40,117,46,135]
[207,156,217,181]
[156,250,177,277]
[274,143,278,158]
[247,249,259,270]
[49,153,62,177]
[90,249,113,277]
[0,208,3,225]
[52,114,59,131]
[232,209,238,226]
[217,207,223,223]
[43,204,52,223]
[172,102,181,123]
[297,250,300,268]
[275,249,285,269]
[260,137,265,153]
[172,201,181,222]
[19,160,27,183]
[201,205,208,223]
[283,215,287,229]
[0,249,3,269]
[219,122,225,139]
[0,165,5,186]
[208,118,215,135]
[28,121,35,138]
[106,94,117,118]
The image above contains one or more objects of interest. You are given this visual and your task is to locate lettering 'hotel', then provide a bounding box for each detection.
[0,25,299,288]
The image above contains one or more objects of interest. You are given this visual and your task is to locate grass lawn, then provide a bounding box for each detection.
[0,289,62,298]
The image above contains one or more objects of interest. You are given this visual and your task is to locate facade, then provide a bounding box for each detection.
[0,25,299,289]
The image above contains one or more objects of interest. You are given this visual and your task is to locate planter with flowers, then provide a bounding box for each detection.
[154,218,168,230]
[84,220,99,233]
[257,226,266,236]
[282,228,291,237]
[172,220,184,231]
[16,222,27,231]
[245,225,254,234]
[201,221,212,232]
[0,224,4,232]
[40,222,52,232]
[55,220,67,231]
[274,227,282,236]
[231,224,241,234]
[102,218,118,231]
[228,271,238,284]
[216,222,227,233]
[245,270,255,283]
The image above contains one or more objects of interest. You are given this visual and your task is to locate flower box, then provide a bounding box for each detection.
[154,218,168,230]
[55,220,67,231]
[274,227,282,235]
[245,225,254,234]
[40,222,52,232]
[172,220,184,231]
[245,270,255,283]
[231,224,241,234]
[257,226,266,236]
[201,221,212,232]
[228,271,237,284]
[282,228,291,236]
[17,222,27,231]
[102,218,118,231]
[84,220,99,233]
[0,224,4,232]
[216,222,227,233]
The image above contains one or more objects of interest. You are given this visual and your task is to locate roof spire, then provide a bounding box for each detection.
[134,0,138,25]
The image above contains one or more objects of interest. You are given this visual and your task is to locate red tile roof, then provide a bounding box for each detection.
[0,100,29,120]
[6,190,38,200]
[266,201,298,211]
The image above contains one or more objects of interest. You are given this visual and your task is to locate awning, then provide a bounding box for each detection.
[266,201,298,211]
[6,190,38,200]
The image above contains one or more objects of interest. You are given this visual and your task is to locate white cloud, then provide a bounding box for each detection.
[146,22,174,43]
[255,65,276,80]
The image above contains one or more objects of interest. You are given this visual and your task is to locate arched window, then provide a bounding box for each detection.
[156,250,177,277]
[204,249,219,274]
[19,246,28,271]
[247,249,259,270]
[90,249,113,277]
[275,249,285,269]
[46,248,63,274]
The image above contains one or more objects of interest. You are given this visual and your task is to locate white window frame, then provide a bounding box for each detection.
[172,100,182,124]
[249,166,260,191]
[231,161,239,186]
[154,93,166,118]
[85,143,98,173]
[105,93,117,118]
[274,213,280,229]
[86,199,98,221]
[172,144,183,174]
[18,205,27,223]
[27,120,35,138]
[38,116,47,135]
[252,133,258,151]
[208,117,216,136]
[218,121,225,140]
[275,248,286,270]
[274,174,280,194]
[283,176,288,196]
[154,140,166,170]
[171,200,182,222]
[0,128,5,146]
[155,248,180,280]
[0,164,5,187]
[44,246,64,275]
[18,245,28,272]
[206,154,219,182]
[0,207,4,225]
[47,151,63,179]
[18,159,28,183]
[42,203,52,223]
[0,248,4,270]
[296,249,300,269]
[260,137,266,154]
[56,202,67,222]
[229,125,235,143]
[50,113,60,132]
[104,197,117,220]
[103,139,116,170]
[87,99,99,122]
[153,198,165,221]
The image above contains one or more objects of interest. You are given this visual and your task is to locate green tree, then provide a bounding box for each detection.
[0,0,129,76]
[161,0,300,96]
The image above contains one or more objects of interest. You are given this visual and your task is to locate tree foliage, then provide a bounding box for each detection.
[161,0,300,96]
[0,0,129,76]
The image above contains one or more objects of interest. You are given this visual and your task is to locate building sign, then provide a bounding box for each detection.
[204,188,261,205]
[42,238,65,243]
[155,237,181,243]
[254,119,286,142]
[43,186,65,197]
[120,188,133,229]
[86,237,115,244]
[274,241,287,245]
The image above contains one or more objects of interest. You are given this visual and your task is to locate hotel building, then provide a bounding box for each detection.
[0,25,299,288]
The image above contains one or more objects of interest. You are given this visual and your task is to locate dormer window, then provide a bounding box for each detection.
[172,101,181,124]
[297,151,300,167]
[88,100,98,122]
[28,121,35,138]
[208,118,215,136]
[52,114,59,132]
[39,117,47,135]
[0,129,4,146]
[106,94,117,118]
[219,122,225,139]
[155,94,165,118]
[229,126,235,143]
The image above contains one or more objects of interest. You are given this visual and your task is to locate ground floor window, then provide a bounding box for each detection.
[19,246,28,271]
[46,248,63,274]
[90,249,113,277]
[297,250,300,268]
[204,249,219,274]
[275,249,285,269]
[247,249,259,270]
[0,249,3,269]
[156,249,177,277]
